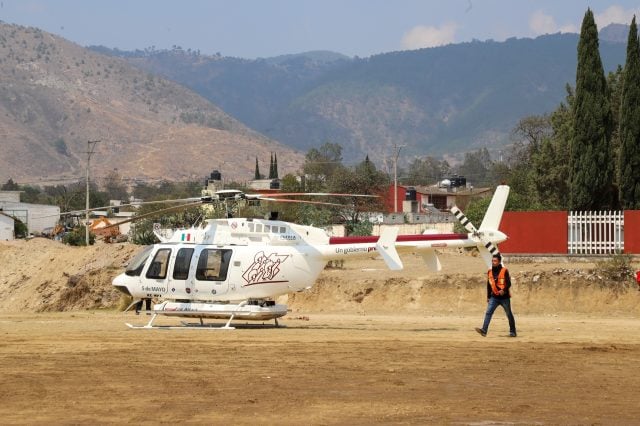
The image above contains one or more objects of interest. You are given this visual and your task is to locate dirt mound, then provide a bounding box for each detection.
[0,238,138,313]
[1,239,639,315]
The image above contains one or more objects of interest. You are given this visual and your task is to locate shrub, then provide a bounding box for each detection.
[595,253,635,282]
[63,226,95,246]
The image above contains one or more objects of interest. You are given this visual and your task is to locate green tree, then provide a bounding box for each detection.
[103,170,128,202]
[570,9,613,210]
[405,156,451,185]
[132,180,200,201]
[511,114,553,155]
[63,225,95,246]
[618,16,640,208]
[45,182,85,212]
[327,156,386,227]
[457,148,493,187]
[608,65,624,171]
[269,153,275,179]
[19,185,49,204]
[1,178,19,190]
[273,152,279,179]
[254,157,261,180]
[269,173,303,222]
[302,142,343,192]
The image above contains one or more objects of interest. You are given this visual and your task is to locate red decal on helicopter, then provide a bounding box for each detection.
[242,251,289,285]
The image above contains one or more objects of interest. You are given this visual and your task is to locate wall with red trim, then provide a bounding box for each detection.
[624,210,640,253]
[499,211,568,254]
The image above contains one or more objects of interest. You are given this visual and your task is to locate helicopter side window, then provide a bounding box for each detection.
[196,249,232,281]
[255,224,263,233]
[173,248,194,280]
[125,245,154,277]
[146,249,171,279]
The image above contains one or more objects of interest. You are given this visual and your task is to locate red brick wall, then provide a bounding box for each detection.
[499,211,568,254]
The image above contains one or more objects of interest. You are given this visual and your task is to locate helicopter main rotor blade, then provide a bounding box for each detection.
[59,197,202,216]
[102,200,205,229]
[255,197,345,207]
[246,192,379,200]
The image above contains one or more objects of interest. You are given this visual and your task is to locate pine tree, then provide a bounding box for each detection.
[618,16,640,208]
[254,157,261,180]
[570,8,613,210]
[273,152,279,179]
[269,153,275,179]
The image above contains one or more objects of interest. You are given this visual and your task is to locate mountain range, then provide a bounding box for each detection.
[0,22,302,186]
[93,27,628,167]
[0,22,630,186]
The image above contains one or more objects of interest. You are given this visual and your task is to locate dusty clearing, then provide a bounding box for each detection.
[1,239,640,424]
[1,312,640,424]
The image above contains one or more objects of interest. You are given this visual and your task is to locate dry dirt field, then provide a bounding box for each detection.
[1,239,640,424]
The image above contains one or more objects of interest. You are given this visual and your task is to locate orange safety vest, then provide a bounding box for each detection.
[488,267,508,296]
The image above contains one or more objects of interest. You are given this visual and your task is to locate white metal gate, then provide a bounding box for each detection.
[568,211,624,254]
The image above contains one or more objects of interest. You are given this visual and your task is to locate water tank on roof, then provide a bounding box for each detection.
[452,176,466,188]
[405,187,417,201]
[210,170,222,181]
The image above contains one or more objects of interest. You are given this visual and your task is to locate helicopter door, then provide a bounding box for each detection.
[169,247,195,298]
[194,248,232,299]
[144,248,171,296]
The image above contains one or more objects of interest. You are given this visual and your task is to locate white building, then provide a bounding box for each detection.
[0,191,60,235]
[0,212,14,241]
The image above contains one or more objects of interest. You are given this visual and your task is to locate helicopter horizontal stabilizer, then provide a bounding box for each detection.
[420,250,442,271]
[376,227,403,270]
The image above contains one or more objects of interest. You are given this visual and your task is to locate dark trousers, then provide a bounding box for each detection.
[135,299,152,312]
[481,296,516,334]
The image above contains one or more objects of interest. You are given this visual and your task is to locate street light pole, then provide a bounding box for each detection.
[393,144,404,213]
[85,140,100,245]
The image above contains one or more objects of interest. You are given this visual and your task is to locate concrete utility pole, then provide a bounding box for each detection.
[393,144,405,213]
[85,140,100,245]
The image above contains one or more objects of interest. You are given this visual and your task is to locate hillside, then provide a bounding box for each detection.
[98,30,627,165]
[0,23,304,185]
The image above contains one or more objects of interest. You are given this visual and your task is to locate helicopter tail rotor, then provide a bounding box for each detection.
[450,185,509,268]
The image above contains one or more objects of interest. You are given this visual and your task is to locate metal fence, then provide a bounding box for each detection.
[568,211,624,254]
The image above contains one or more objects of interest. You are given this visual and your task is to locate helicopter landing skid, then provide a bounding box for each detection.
[124,301,287,329]
[125,313,237,330]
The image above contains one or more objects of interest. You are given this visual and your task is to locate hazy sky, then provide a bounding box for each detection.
[1,1,639,58]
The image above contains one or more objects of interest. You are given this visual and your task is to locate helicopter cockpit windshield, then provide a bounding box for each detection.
[125,245,154,277]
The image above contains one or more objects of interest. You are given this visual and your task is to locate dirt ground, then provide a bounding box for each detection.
[1,239,640,424]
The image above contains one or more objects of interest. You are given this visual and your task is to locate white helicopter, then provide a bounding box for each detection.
[112,185,510,329]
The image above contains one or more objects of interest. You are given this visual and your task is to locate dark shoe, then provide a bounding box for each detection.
[475,327,487,337]
[509,332,517,337]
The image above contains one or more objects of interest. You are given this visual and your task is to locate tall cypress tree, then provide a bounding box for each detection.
[269,153,275,179]
[570,8,613,210]
[273,152,279,179]
[618,16,640,209]
[254,157,261,180]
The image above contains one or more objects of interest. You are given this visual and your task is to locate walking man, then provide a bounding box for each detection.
[475,254,517,337]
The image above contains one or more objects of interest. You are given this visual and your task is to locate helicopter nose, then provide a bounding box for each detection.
[113,273,132,296]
